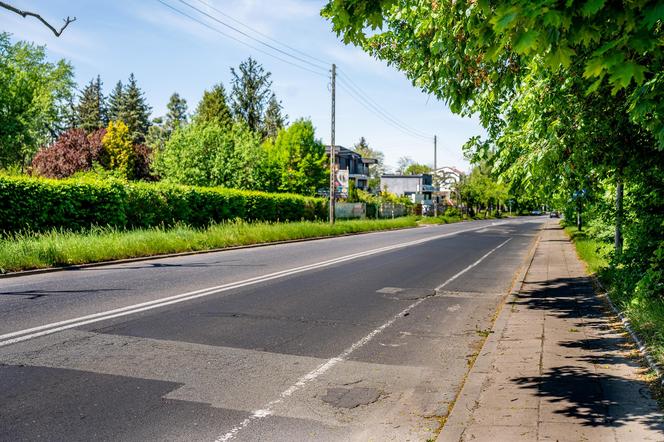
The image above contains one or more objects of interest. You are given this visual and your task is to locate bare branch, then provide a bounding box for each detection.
[0,1,76,37]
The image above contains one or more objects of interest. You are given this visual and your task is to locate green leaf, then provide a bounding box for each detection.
[581,0,606,17]
[585,78,603,95]
[491,6,520,32]
[583,57,605,78]
[608,61,646,88]
[546,46,576,68]
[513,30,539,54]
[643,3,664,29]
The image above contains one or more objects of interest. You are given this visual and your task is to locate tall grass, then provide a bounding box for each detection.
[0,217,418,273]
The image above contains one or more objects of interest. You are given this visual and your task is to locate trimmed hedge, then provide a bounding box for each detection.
[0,175,327,233]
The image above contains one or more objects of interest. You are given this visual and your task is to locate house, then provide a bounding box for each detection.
[325,145,377,191]
[380,174,437,204]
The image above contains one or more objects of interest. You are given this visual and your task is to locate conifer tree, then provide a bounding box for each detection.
[120,73,152,144]
[194,83,232,129]
[165,92,188,133]
[107,80,124,123]
[262,93,287,140]
[230,57,272,133]
[76,75,107,132]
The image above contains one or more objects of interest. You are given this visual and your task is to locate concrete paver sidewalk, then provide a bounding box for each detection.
[439,221,664,441]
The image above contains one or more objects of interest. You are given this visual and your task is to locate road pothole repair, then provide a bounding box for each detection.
[321,387,381,409]
[376,287,435,300]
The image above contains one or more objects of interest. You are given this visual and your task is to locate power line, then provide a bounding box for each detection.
[193,0,330,69]
[175,0,328,73]
[336,76,432,141]
[157,0,329,78]
[338,70,431,139]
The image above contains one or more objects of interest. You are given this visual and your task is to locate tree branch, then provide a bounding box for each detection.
[0,1,76,37]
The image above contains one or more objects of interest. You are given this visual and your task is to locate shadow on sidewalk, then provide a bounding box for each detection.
[509,274,664,431]
[512,366,664,429]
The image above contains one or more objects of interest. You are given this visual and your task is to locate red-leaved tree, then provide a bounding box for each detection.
[32,128,106,178]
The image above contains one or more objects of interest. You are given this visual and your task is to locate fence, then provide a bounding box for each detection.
[335,202,366,219]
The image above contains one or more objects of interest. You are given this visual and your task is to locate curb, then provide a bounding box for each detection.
[436,222,543,441]
[0,224,423,279]
[594,278,664,385]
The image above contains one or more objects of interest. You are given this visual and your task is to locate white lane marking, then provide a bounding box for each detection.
[0,221,510,348]
[214,237,512,441]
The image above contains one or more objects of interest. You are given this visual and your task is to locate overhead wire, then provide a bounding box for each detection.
[175,0,328,73]
[193,0,330,69]
[157,0,435,145]
[156,0,329,78]
[337,70,431,140]
[336,76,432,141]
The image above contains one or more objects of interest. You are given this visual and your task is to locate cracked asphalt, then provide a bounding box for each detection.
[0,217,544,441]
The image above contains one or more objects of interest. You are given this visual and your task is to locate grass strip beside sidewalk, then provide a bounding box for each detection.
[0,217,418,274]
[565,225,664,370]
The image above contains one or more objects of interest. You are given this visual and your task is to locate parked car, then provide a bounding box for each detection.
[531,210,542,215]
[549,211,560,218]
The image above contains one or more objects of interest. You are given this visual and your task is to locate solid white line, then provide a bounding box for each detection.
[214,237,513,442]
[0,221,508,348]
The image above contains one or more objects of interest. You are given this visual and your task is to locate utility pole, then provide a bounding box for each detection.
[329,64,336,224]
[433,135,437,172]
[433,135,438,217]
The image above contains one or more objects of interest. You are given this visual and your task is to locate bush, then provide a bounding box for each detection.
[32,128,106,178]
[0,175,326,234]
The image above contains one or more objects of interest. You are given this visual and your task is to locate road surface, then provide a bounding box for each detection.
[0,217,544,441]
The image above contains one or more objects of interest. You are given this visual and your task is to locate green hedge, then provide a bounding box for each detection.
[0,175,327,233]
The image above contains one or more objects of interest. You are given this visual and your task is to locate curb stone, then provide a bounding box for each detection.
[594,277,664,386]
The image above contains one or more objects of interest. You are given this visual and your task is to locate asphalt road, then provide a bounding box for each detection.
[0,217,544,441]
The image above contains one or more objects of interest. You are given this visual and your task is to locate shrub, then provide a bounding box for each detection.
[103,121,135,179]
[0,175,326,234]
[32,128,106,178]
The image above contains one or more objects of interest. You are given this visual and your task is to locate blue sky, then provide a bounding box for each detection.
[2,0,484,171]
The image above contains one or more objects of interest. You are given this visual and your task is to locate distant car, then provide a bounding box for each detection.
[531,210,542,215]
[549,211,560,218]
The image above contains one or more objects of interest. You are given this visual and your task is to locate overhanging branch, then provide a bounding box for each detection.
[0,1,76,37]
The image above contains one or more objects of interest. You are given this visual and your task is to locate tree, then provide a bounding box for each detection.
[120,73,151,144]
[165,92,188,133]
[107,81,124,123]
[0,2,75,36]
[264,119,328,196]
[105,75,151,144]
[194,83,232,129]
[404,163,431,175]
[153,120,262,189]
[322,1,663,147]
[396,157,413,174]
[102,120,134,178]
[76,75,107,133]
[262,93,287,140]
[32,128,105,178]
[352,136,385,190]
[230,57,273,132]
[0,33,75,169]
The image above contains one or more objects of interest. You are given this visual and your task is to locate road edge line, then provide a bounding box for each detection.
[435,222,543,441]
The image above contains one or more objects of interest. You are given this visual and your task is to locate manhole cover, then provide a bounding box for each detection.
[321,387,380,409]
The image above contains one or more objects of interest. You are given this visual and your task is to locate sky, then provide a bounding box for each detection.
[1,0,485,172]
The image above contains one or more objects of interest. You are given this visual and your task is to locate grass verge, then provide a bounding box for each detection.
[0,217,418,274]
[564,224,664,368]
